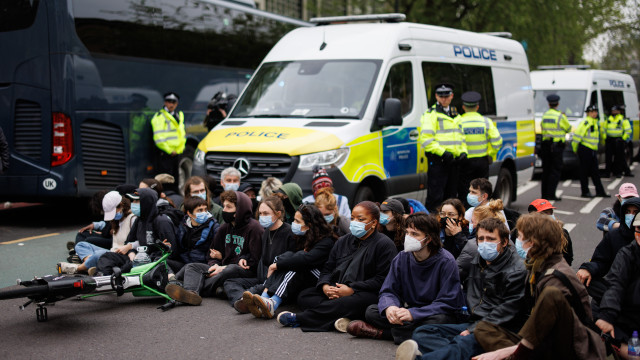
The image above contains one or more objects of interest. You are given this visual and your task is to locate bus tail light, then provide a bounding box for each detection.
[52,113,73,166]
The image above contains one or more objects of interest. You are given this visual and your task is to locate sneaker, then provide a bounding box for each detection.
[334,317,351,333]
[277,311,299,327]
[165,284,202,306]
[346,320,383,339]
[57,262,79,274]
[253,294,275,319]
[233,299,250,314]
[395,339,422,360]
[243,291,261,318]
[67,254,82,264]
[87,267,98,276]
[66,241,75,251]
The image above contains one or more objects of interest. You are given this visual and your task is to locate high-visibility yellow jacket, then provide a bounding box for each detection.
[572,116,600,152]
[541,108,571,142]
[458,111,502,158]
[151,109,186,155]
[603,114,631,141]
[419,108,467,157]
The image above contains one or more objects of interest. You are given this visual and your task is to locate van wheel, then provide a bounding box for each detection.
[354,185,375,204]
[179,145,195,194]
[495,167,513,206]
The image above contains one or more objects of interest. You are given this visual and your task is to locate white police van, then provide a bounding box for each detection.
[193,14,536,205]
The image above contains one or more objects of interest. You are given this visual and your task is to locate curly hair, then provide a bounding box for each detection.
[516,212,565,262]
[314,187,338,222]
[296,204,337,251]
[472,199,506,223]
[405,213,442,253]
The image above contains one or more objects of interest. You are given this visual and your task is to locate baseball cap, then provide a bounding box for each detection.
[380,199,404,214]
[616,183,638,198]
[528,199,556,213]
[102,191,123,221]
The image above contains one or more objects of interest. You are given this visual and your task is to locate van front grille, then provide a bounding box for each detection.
[80,120,127,188]
[204,152,297,187]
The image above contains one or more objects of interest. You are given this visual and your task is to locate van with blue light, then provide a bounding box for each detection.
[192,14,536,205]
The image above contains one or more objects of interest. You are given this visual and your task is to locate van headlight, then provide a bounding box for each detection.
[299,148,349,171]
[194,149,206,167]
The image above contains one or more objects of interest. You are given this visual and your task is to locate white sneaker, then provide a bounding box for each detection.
[395,339,422,360]
[253,294,275,319]
[57,262,79,274]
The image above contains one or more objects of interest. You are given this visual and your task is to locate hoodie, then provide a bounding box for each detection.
[580,196,640,278]
[279,183,303,223]
[125,187,177,257]
[208,191,264,269]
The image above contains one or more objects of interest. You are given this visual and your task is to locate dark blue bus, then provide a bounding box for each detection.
[0,0,306,201]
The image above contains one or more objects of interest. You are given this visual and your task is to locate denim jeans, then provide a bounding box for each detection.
[412,323,483,360]
[75,242,109,269]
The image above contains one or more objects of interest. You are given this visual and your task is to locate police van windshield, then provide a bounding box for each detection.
[534,90,587,118]
[231,60,382,119]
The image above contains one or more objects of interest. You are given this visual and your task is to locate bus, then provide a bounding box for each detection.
[0,0,307,201]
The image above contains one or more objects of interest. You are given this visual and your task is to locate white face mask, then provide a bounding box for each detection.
[403,235,428,253]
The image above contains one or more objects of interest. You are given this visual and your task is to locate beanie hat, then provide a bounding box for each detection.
[311,167,333,195]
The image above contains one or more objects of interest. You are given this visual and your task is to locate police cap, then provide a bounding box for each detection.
[585,104,598,112]
[611,105,625,111]
[163,92,180,102]
[546,94,560,103]
[461,91,481,106]
[435,83,454,96]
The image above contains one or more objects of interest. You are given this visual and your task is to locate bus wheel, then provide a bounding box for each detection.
[495,167,513,206]
[354,185,375,204]
[179,145,195,194]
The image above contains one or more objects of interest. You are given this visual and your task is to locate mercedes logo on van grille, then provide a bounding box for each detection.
[233,158,251,178]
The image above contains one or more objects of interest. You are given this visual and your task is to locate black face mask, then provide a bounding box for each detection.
[222,211,236,224]
[440,217,458,229]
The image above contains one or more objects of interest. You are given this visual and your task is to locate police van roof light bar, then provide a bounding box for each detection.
[310,13,406,25]
[537,65,591,70]
[482,32,512,38]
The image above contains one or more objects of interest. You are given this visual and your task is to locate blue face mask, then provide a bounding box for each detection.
[515,238,530,259]
[478,241,499,261]
[195,192,207,201]
[549,214,556,221]
[468,222,474,234]
[379,213,390,226]
[467,193,481,207]
[224,182,239,191]
[259,215,275,228]
[291,222,307,236]
[324,214,334,223]
[625,213,635,228]
[131,203,141,217]
[350,220,372,238]
[194,211,212,224]
[114,212,123,221]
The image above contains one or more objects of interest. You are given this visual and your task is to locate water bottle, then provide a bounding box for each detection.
[629,331,640,360]
[458,306,470,323]
[132,246,151,267]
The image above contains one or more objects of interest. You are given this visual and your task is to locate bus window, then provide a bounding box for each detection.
[0,0,40,32]
[601,90,624,117]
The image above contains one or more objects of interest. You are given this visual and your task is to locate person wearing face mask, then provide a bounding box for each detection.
[464,178,510,231]
[315,187,350,237]
[473,213,605,360]
[165,191,263,305]
[577,196,640,303]
[396,217,526,360]
[212,167,242,206]
[238,183,259,216]
[224,196,296,312]
[276,201,397,331]
[526,199,573,266]
[344,213,464,344]
[301,166,351,219]
[379,198,407,252]
[437,198,469,259]
[246,204,337,319]
[274,183,303,224]
[182,175,224,225]
[595,182,638,235]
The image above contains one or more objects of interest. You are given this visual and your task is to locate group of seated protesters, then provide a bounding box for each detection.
[55,170,639,360]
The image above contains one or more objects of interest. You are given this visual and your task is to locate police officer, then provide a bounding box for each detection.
[603,105,633,177]
[572,105,609,198]
[457,91,502,206]
[419,83,467,212]
[540,94,571,200]
[151,92,186,185]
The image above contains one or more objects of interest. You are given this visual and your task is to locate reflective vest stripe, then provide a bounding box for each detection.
[421,129,435,135]
[466,140,488,146]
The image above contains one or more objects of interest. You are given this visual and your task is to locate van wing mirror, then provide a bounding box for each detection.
[378,98,403,127]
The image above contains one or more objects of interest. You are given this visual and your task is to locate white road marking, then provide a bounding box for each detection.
[562,195,590,202]
[580,197,603,214]
[562,179,572,187]
[563,223,576,233]
[517,181,539,196]
[607,177,622,190]
[554,209,575,215]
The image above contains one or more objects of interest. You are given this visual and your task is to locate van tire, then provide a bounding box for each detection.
[354,185,375,204]
[179,145,195,194]
[495,167,513,206]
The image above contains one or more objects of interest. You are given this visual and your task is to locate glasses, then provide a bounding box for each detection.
[439,212,458,218]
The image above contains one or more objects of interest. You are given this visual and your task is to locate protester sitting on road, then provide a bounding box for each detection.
[58,191,136,275]
[472,213,606,360]
[437,198,469,259]
[183,175,224,225]
[275,182,303,224]
[596,182,638,234]
[593,213,640,358]
[464,178,511,230]
[71,190,113,253]
[301,166,351,218]
[315,187,350,237]
[379,198,407,252]
[212,167,242,205]
[258,177,282,201]
[165,191,263,305]
[167,196,220,274]
[577,196,640,303]
[345,212,464,344]
[224,196,295,313]
[238,183,259,215]
[396,217,526,360]
[140,178,177,209]
[155,173,183,209]
[276,201,397,331]
[526,199,574,266]
[245,204,336,319]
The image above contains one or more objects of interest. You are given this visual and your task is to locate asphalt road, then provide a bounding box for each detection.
[0,165,635,359]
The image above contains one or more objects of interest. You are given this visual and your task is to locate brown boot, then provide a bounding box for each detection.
[165,284,202,305]
[346,320,383,339]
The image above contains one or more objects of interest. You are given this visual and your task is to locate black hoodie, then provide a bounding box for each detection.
[208,191,264,269]
[580,196,640,278]
[125,187,177,257]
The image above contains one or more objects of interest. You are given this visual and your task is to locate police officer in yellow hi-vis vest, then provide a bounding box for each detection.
[457,91,502,206]
[419,83,467,212]
[603,105,633,178]
[151,92,186,184]
[540,94,571,201]
[572,105,609,198]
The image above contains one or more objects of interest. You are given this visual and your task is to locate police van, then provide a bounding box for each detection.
[531,67,639,171]
[192,14,536,205]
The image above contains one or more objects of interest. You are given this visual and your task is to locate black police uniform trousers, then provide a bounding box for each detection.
[605,137,631,176]
[156,150,181,186]
[540,140,564,199]
[457,156,490,206]
[577,144,606,196]
[426,154,459,212]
